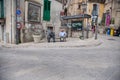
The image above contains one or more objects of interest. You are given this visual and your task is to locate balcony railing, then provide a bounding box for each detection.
[88,0,105,3]
[55,0,67,4]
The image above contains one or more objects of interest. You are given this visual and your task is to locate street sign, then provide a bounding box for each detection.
[17,16,23,22]
[17,22,22,29]
[16,9,21,15]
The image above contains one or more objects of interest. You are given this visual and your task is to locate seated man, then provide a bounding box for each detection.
[59,30,67,42]
[47,29,55,42]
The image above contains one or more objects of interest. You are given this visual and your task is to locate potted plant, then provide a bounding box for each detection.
[32,28,42,43]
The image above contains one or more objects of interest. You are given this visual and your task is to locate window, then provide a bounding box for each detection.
[92,4,98,16]
[93,4,97,11]
[72,21,83,31]
[78,4,81,9]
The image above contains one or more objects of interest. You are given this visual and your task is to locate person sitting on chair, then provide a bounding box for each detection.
[47,29,55,42]
[59,30,67,42]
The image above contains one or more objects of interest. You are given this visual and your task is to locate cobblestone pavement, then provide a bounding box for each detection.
[0,34,120,80]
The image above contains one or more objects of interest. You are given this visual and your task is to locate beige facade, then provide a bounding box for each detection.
[0,0,63,44]
[42,0,63,37]
[67,0,83,15]
[104,0,120,28]
[62,0,105,38]
[87,2,104,24]
[0,0,16,44]
[0,0,43,44]
[67,0,105,25]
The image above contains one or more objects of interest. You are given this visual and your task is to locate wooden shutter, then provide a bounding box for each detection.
[43,0,51,21]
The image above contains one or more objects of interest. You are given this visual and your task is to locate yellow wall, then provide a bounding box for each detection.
[87,2,104,24]
[67,0,105,26]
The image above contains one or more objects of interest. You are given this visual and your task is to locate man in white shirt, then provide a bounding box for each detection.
[59,30,67,42]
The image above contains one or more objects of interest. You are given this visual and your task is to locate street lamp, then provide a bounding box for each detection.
[81,1,87,40]
[92,4,98,40]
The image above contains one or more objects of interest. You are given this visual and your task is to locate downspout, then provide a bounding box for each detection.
[11,0,13,43]
[111,0,113,19]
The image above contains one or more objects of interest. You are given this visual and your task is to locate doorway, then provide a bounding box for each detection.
[47,26,53,31]
[1,25,4,41]
[0,24,5,41]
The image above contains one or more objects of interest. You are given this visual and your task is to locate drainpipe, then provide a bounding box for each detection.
[11,0,13,43]
[16,0,19,44]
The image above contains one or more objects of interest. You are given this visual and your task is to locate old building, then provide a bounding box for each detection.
[0,0,65,44]
[0,0,43,44]
[42,0,63,38]
[0,0,5,43]
[104,0,120,28]
[66,0,105,25]
[61,0,105,38]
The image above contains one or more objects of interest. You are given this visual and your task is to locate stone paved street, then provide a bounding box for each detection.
[0,35,120,80]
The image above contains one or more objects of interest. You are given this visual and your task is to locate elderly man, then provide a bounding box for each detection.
[47,29,55,42]
[59,30,67,42]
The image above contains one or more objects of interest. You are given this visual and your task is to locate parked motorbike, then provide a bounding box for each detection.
[60,37,66,42]
[60,37,64,42]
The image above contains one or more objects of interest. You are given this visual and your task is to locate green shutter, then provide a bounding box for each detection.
[0,1,1,18]
[43,0,51,21]
[0,0,4,18]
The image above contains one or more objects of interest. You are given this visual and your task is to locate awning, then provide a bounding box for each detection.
[61,14,91,20]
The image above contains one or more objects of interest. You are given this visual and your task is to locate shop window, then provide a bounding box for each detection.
[71,21,83,31]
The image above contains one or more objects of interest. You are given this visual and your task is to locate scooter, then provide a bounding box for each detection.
[60,37,64,42]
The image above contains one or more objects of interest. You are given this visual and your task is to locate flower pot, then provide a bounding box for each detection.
[33,35,41,43]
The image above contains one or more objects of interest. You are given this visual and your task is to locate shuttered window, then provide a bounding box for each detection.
[92,4,98,16]
[43,0,51,21]
[0,0,4,18]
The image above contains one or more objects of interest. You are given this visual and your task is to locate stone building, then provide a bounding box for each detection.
[0,0,5,43]
[66,0,105,25]
[104,0,120,28]
[0,0,64,44]
[61,0,105,38]
[42,0,63,38]
[0,0,43,44]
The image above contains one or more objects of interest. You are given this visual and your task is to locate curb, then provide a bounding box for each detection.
[1,41,102,49]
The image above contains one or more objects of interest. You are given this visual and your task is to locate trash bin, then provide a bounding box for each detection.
[107,28,110,35]
[110,28,114,36]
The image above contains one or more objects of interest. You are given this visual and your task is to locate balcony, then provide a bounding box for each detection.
[88,0,105,3]
[55,0,67,4]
